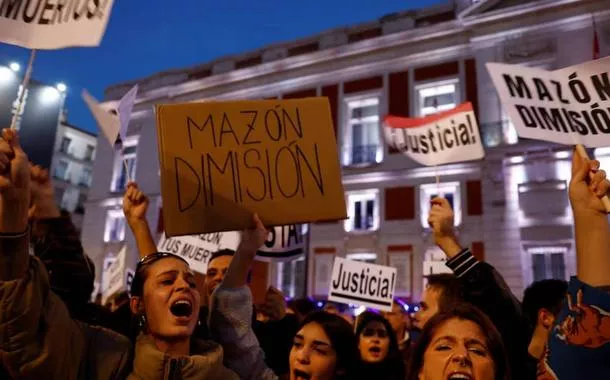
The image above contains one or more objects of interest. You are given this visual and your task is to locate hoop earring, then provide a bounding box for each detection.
[138,314,147,330]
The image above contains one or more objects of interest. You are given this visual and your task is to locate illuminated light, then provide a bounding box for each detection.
[316,301,323,308]
[0,66,14,83]
[508,156,524,164]
[56,82,67,92]
[354,305,367,316]
[403,304,410,312]
[413,306,419,312]
[555,151,570,160]
[40,86,60,104]
[9,62,20,72]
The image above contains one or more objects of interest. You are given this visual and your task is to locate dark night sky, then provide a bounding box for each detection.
[0,0,445,134]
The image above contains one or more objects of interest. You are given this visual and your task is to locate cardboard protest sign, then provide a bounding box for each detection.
[0,0,116,49]
[487,56,610,147]
[102,246,127,304]
[384,102,484,166]
[328,257,397,312]
[256,224,308,262]
[83,85,138,147]
[156,98,347,236]
[157,231,240,274]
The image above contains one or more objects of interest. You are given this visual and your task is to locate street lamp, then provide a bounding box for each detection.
[9,62,20,72]
[56,82,67,92]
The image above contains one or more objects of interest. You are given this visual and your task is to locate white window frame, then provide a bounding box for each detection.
[104,209,126,243]
[277,255,306,298]
[420,182,462,228]
[345,189,380,232]
[55,160,69,181]
[342,93,383,167]
[111,138,138,192]
[527,245,569,282]
[414,78,460,117]
[346,252,377,263]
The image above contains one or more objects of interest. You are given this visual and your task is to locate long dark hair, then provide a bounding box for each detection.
[354,311,405,380]
[407,303,509,380]
[296,311,358,379]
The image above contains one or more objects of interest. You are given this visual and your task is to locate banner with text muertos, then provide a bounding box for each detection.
[0,0,116,49]
[487,56,610,147]
[383,102,485,166]
[328,257,397,312]
[156,98,347,236]
[157,231,240,275]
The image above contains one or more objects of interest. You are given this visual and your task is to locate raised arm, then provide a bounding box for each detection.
[209,214,278,380]
[123,182,157,257]
[569,153,610,288]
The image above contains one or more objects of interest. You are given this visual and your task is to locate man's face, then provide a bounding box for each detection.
[382,303,406,338]
[205,255,233,297]
[413,286,442,330]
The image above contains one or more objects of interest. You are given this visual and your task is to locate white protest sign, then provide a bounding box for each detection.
[117,85,139,141]
[82,90,119,146]
[256,224,308,262]
[328,257,397,312]
[157,231,240,275]
[383,102,485,166]
[0,0,116,49]
[126,269,135,295]
[487,56,610,147]
[102,246,127,304]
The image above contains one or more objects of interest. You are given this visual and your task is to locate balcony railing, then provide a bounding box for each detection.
[479,120,519,148]
[344,144,380,166]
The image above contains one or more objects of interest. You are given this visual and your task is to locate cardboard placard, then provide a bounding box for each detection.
[328,257,397,312]
[156,98,347,236]
[384,102,485,166]
[487,56,610,147]
[0,0,116,49]
[157,231,240,275]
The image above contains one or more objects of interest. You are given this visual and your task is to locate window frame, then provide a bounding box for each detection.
[414,78,461,117]
[345,189,380,233]
[110,139,139,193]
[104,209,126,243]
[419,181,462,228]
[342,92,384,167]
[277,255,306,298]
[346,252,377,264]
[526,245,569,282]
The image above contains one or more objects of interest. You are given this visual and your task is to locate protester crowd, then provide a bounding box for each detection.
[0,126,609,379]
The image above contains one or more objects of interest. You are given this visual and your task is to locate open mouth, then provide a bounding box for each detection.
[293,369,311,379]
[369,346,381,354]
[170,299,193,318]
[447,372,472,380]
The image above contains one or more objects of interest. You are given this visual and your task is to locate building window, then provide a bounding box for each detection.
[415,79,460,117]
[420,182,462,228]
[60,137,71,154]
[343,96,382,166]
[528,246,568,281]
[346,253,377,264]
[104,210,126,242]
[111,144,138,192]
[54,160,69,181]
[345,190,379,232]
[80,168,92,187]
[84,144,95,161]
[277,256,306,298]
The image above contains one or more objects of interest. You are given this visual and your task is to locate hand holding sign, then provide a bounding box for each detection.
[0,129,30,234]
[570,149,610,217]
[29,164,60,219]
[238,213,268,256]
[428,197,462,258]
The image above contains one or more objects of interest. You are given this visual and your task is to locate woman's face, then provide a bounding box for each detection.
[418,318,495,380]
[358,320,390,363]
[140,257,201,340]
[290,322,338,380]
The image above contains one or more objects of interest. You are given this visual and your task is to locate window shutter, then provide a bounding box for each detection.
[465,58,479,118]
[414,61,459,81]
[388,71,409,154]
[157,207,164,233]
[471,241,485,261]
[385,186,415,220]
[343,76,383,94]
[284,88,317,99]
[466,180,483,215]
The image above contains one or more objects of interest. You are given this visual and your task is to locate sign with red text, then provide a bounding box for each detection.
[384,102,485,166]
[328,257,397,312]
[0,0,116,49]
[156,98,347,236]
[487,56,610,147]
